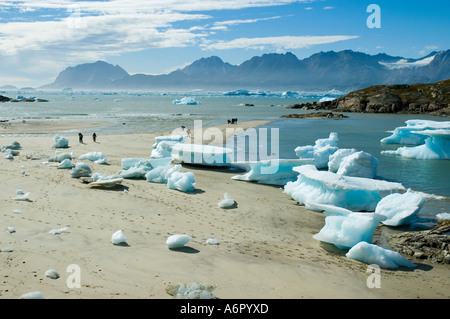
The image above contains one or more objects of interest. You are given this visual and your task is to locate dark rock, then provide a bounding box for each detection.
[0,95,12,102]
[281,112,348,119]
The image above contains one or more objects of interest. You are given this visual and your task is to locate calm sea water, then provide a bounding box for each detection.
[1,90,448,224]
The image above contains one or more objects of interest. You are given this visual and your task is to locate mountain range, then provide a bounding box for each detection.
[40,49,450,92]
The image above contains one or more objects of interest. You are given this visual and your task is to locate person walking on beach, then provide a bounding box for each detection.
[79,133,83,144]
[93,133,97,142]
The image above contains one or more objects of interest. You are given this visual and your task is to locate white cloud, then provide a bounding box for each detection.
[201,35,359,51]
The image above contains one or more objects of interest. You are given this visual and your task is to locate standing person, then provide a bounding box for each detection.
[93,133,97,142]
[78,133,84,144]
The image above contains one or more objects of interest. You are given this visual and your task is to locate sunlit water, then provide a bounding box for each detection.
[1,91,448,225]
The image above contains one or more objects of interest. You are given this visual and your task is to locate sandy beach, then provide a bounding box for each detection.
[0,119,448,300]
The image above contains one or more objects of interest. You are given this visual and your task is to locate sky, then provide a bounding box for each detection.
[0,0,449,88]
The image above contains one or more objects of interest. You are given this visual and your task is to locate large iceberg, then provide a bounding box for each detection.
[295,132,339,169]
[171,144,232,167]
[284,165,405,212]
[375,190,426,226]
[346,242,416,269]
[310,202,387,249]
[381,129,450,160]
[380,119,450,145]
[231,159,314,185]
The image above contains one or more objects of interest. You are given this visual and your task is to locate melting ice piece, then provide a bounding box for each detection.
[171,144,232,167]
[52,135,69,149]
[13,190,30,201]
[57,158,72,169]
[79,152,108,164]
[218,193,235,208]
[346,242,416,269]
[167,171,195,192]
[381,129,450,160]
[45,269,60,279]
[206,238,219,245]
[19,291,44,299]
[380,119,450,145]
[375,190,426,226]
[231,159,314,186]
[284,165,405,212]
[49,227,69,235]
[111,230,127,245]
[295,132,339,169]
[172,97,200,105]
[166,282,216,299]
[71,162,92,178]
[332,151,379,179]
[166,234,191,249]
[309,202,387,249]
[152,135,187,158]
[145,163,181,184]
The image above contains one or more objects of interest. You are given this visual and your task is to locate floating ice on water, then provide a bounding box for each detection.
[71,162,92,178]
[111,230,127,245]
[173,97,201,105]
[346,242,416,269]
[380,119,450,145]
[19,291,44,299]
[310,202,387,249]
[284,165,405,212]
[166,234,191,249]
[295,132,339,169]
[45,269,60,279]
[167,171,196,192]
[218,193,235,208]
[436,213,450,221]
[335,151,379,179]
[52,135,69,149]
[49,227,69,235]
[328,148,357,173]
[375,190,426,226]
[231,159,314,186]
[79,152,108,164]
[171,144,232,167]
[382,129,450,160]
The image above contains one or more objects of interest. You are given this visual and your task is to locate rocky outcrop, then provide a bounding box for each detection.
[388,220,450,264]
[281,112,348,119]
[288,79,450,117]
[0,95,12,102]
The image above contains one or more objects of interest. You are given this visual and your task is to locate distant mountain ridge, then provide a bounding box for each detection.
[41,49,450,91]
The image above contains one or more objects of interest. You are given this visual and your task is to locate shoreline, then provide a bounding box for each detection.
[0,120,448,299]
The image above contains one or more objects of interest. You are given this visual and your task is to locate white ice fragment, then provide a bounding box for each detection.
[13,191,30,201]
[295,132,339,169]
[52,135,69,149]
[206,238,219,245]
[336,151,378,179]
[71,162,92,178]
[375,190,426,226]
[284,165,405,212]
[172,97,200,105]
[218,193,235,208]
[167,171,195,192]
[436,213,450,221]
[13,209,21,214]
[79,151,108,164]
[346,242,416,269]
[168,282,216,299]
[380,119,450,145]
[7,226,15,233]
[49,227,69,235]
[19,291,44,299]
[111,230,127,245]
[166,234,191,249]
[1,247,13,252]
[171,144,232,167]
[45,269,60,279]
[57,158,72,169]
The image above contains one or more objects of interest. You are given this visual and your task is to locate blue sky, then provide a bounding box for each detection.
[0,0,449,87]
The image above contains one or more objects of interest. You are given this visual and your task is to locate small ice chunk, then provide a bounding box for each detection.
[71,162,92,178]
[13,209,21,214]
[218,193,235,208]
[167,171,195,192]
[19,291,44,299]
[436,213,450,221]
[111,230,127,245]
[8,226,15,233]
[79,151,108,164]
[166,234,191,249]
[1,247,13,252]
[206,238,219,245]
[57,158,73,169]
[13,191,30,201]
[49,227,69,235]
[295,132,339,169]
[45,269,60,279]
[52,135,69,149]
[346,242,416,269]
[166,282,216,299]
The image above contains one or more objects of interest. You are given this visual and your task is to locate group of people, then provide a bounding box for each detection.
[78,132,97,144]
[227,118,238,124]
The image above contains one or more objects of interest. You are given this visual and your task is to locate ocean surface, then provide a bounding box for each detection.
[1,90,449,225]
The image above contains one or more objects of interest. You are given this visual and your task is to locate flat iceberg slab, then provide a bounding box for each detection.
[295,132,339,169]
[381,129,450,160]
[310,202,387,249]
[172,97,200,105]
[380,119,450,145]
[375,190,426,226]
[346,242,416,269]
[231,158,314,185]
[171,144,232,166]
[284,165,405,211]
